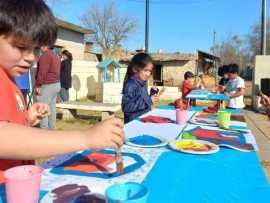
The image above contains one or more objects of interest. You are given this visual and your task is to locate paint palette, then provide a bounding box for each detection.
[126,135,168,148]
[169,139,219,155]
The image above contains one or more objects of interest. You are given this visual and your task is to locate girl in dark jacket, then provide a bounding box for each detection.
[60,50,72,102]
[122,53,159,123]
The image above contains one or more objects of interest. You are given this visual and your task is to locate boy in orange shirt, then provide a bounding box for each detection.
[0,0,124,171]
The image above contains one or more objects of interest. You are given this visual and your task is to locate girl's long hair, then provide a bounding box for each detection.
[123,52,153,87]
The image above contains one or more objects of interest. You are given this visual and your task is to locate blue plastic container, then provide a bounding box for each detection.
[106,182,148,203]
[15,72,30,93]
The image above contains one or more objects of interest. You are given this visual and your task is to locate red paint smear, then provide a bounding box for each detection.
[0,170,5,184]
[64,153,115,173]
[192,128,238,142]
[196,112,211,119]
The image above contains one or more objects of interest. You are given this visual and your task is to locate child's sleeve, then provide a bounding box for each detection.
[237,78,245,89]
[182,81,193,98]
[0,85,13,122]
[122,85,151,113]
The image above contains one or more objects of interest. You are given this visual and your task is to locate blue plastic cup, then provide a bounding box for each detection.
[105,182,149,203]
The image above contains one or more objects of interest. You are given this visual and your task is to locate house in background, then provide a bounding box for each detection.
[120,50,219,87]
[55,18,98,61]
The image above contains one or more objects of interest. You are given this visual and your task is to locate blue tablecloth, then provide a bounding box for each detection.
[157,105,242,114]
[0,107,267,202]
[143,149,270,203]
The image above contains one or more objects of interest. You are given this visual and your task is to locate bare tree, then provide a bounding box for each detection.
[247,19,270,57]
[211,35,251,75]
[80,1,137,59]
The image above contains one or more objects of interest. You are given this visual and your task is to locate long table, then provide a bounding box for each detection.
[0,106,269,203]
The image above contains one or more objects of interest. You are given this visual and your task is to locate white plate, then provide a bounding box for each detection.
[125,135,168,148]
[169,139,219,154]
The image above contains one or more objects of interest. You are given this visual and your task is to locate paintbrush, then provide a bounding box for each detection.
[115,147,124,174]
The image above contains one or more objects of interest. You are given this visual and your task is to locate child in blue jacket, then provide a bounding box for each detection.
[122,53,159,123]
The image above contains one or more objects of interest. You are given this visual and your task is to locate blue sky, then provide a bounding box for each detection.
[47,0,268,53]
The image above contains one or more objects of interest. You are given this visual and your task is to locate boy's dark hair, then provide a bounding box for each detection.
[184,71,194,80]
[228,64,239,74]
[123,52,153,85]
[0,0,57,47]
[218,65,229,77]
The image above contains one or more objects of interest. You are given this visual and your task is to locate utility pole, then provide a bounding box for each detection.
[212,30,216,56]
[145,0,149,53]
[212,30,218,84]
[261,0,267,55]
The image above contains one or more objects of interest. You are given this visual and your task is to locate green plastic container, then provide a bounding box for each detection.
[218,111,231,129]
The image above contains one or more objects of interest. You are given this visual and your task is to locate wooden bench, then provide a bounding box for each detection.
[56,101,121,121]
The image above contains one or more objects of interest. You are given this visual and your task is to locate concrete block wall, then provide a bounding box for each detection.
[56,38,85,60]
[253,55,270,110]
[102,82,123,104]
[163,60,196,87]
[69,60,99,101]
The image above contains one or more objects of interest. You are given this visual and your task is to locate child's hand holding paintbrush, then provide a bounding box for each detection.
[103,115,125,175]
[150,87,165,104]
[115,147,124,174]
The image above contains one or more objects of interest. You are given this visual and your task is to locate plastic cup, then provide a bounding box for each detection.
[105,182,148,203]
[218,111,231,129]
[176,109,188,124]
[4,165,43,203]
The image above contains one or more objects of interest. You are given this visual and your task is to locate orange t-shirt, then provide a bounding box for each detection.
[0,68,34,180]
[181,80,193,99]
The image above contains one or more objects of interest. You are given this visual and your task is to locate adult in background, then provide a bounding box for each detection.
[261,93,270,120]
[35,46,61,129]
[60,50,72,102]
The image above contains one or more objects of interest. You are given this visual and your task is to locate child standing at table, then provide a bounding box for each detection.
[122,53,159,123]
[0,0,124,171]
[181,71,195,99]
[217,65,229,92]
[225,64,245,109]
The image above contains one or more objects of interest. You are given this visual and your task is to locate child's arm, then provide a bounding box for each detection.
[227,87,245,98]
[35,53,51,94]
[260,94,270,111]
[122,86,151,113]
[227,79,245,98]
[0,118,124,159]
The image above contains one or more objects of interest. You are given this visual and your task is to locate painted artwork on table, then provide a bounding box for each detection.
[41,146,164,198]
[190,112,246,127]
[183,126,255,152]
[40,184,106,203]
[50,150,146,179]
[195,112,246,122]
[140,115,176,124]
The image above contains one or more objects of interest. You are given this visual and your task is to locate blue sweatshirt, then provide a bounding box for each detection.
[122,75,152,123]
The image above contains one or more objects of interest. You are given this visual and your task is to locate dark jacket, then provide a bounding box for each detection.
[36,49,60,87]
[60,59,72,89]
[122,76,152,123]
[218,77,229,86]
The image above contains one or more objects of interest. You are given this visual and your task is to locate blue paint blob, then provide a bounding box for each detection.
[129,135,162,145]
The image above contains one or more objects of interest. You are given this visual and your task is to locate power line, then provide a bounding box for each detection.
[125,0,217,5]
